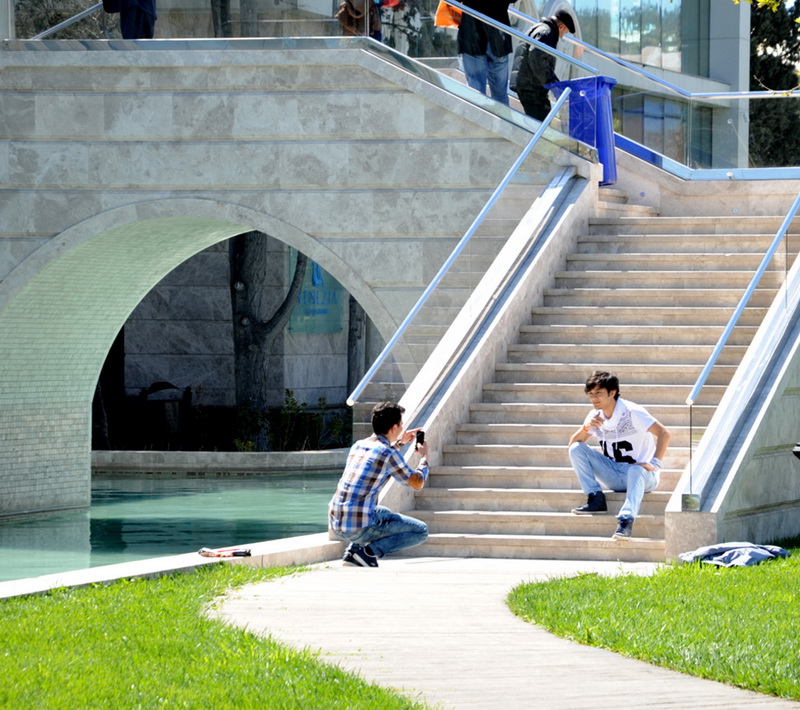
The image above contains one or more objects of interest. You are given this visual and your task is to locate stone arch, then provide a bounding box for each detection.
[0,198,397,516]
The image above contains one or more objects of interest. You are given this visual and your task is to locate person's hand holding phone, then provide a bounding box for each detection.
[415,430,429,458]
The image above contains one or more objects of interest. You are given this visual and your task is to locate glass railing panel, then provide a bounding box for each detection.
[682,192,800,509]
[348,137,575,410]
[19,2,112,40]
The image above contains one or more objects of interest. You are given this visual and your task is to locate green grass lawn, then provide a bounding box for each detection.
[507,543,800,701]
[0,563,426,710]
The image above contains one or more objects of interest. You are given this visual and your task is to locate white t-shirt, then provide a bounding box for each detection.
[584,397,656,464]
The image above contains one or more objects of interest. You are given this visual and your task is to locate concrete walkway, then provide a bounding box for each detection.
[218,556,800,710]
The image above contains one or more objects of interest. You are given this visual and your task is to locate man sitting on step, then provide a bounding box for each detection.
[329,401,429,567]
[568,370,671,540]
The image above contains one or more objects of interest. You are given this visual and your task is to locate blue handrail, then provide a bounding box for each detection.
[506,6,799,103]
[346,86,573,406]
[686,191,800,408]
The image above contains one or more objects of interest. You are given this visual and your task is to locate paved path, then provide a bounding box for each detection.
[218,556,800,709]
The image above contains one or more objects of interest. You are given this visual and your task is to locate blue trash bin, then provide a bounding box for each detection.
[545,76,618,186]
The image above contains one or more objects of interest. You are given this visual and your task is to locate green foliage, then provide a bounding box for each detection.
[267,389,320,451]
[0,564,425,709]
[749,0,800,166]
[266,392,351,451]
[507,545,800,701]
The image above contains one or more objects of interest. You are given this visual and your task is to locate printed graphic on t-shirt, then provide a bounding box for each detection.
[592,399,656,465]
[600,437,636,464]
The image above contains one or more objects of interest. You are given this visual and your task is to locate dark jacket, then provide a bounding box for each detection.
[510,17,560,93]
[122,0,157,18]
[457,0,515,58]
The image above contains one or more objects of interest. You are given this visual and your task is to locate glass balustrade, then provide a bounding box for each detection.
[20,0,800,174]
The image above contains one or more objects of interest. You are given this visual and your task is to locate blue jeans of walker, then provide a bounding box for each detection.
[569,442,658,520]
[461,45,510,105]
[343,506,428,558]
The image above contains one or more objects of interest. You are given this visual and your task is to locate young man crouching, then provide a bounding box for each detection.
[328,401,429,567]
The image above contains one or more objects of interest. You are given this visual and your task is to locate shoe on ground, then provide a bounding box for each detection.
[612,516,634,540]
[571,491,607,515]
[343,545,379,568]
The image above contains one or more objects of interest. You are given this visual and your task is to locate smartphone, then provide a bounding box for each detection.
[416,430,425,446]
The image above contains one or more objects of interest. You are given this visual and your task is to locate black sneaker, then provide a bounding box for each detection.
[343,545,379,568]
[571,491,607,515]
[613,516,634,540]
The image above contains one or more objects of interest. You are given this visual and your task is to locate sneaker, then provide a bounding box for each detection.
[571,491,607,515]
[342,545,379,568]
[613,516,634,540]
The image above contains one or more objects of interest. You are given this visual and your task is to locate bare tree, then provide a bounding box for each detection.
[229,232,308,449]
[210,0,233,37]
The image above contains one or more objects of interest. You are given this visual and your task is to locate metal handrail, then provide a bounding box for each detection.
[686,191,800,408]
[31,2,103,40]
[508,6,800,102]
[346,85,573,406]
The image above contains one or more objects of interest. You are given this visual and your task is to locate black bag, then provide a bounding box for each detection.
[103,0,123,13]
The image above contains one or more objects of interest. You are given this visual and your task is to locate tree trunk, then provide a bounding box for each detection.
[229,232,308,449]
[347,295,366,396]
[210,0,233,37]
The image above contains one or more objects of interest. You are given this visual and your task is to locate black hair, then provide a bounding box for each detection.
[371,401,405,435]
[584,370,620,400]
[552,9,576,34]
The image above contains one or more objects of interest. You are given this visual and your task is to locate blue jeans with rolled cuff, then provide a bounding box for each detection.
[569,442,658,520]
[341,506,428,558]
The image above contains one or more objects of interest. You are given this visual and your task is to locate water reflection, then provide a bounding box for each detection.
[0,472,339,583]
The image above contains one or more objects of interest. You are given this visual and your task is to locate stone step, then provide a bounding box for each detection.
[441,443,690,467]
[553,270,784,289]
[409,533,665,562]
[491,363,734,386]
[565,253,792,271]
[414,487,671,514]
[454,422,696,447]
[480,381,721,406]
[542,287,778,308]
[517,323,757,346]
[530,305,767,326]
[411,509,664,537]
[468,402,712,426]
[595,202,660,217]
[597,187,628,204]
[428,465,681,490]
[587,215,793,236]
[504,343,746,365]
[576,233,800,254]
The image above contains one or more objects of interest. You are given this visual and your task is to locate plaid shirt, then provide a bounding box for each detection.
[328,434,429,534]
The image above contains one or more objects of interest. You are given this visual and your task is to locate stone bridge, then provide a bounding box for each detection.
[0,39,538,516]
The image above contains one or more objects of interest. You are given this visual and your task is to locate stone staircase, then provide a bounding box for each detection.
[352,170,555,438]
[407,188,794,562]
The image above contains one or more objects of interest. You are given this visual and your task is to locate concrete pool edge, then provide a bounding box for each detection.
[92,448,350,475]
[0,532,345,600]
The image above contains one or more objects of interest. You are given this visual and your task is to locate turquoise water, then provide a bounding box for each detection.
[0,472,339,583]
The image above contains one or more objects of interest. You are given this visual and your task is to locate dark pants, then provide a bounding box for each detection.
[120,9,155,39]
[517,87,551,122]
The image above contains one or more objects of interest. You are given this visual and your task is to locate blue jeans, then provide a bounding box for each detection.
[342,506,428,558]
[461,46,510,105]
[568,442,658,520]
